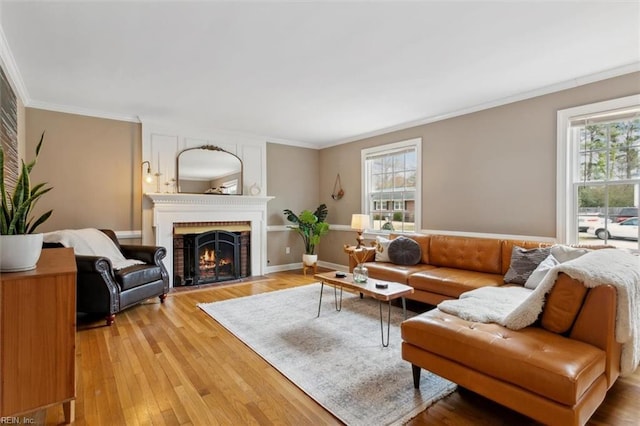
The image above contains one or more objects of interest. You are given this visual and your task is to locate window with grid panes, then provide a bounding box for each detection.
[558,95,639,251]
[361,138,421,233]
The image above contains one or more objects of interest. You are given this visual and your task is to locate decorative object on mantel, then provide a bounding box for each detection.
[249,182,261,196]
[351,213,370,249]
[0,131,53,271]
[284,204,329,267]
[331,173,344,200]
[204,186,227,195]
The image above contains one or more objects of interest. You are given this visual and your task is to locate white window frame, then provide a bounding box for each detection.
[361,138,422,233]
[556,94,640,243]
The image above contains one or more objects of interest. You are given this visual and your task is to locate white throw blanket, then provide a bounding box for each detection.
[438,248,640,376]
[43,228,144,270]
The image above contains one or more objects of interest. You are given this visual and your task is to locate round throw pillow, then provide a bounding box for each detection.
[387,236,422,266]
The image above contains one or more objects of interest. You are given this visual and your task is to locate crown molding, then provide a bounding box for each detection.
[0,24,29,103]
[26,100,141,123]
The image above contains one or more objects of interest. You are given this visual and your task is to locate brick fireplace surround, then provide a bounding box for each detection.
[145,193,273,287]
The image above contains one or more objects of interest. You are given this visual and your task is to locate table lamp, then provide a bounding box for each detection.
[351,214,371,248]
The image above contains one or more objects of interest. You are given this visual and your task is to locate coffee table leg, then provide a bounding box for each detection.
[402,297,407,319]
[379,300,392,347]
[333,285,343,311]
[317,281,324,317]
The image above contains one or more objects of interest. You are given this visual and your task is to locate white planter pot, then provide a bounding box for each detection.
[0,234,44,272]
[302,253,318,266]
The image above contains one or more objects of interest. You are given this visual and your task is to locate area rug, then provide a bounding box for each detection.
[198,283,456,426]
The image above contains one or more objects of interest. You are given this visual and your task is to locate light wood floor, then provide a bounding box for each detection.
[45,269,640,425]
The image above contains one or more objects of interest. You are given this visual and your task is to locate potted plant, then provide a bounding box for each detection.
[284,203,329,266]
[0,132,53,271]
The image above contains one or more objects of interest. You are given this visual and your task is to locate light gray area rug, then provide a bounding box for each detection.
[198,283,456,426]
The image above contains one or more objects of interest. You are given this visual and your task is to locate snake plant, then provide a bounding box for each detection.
[0,132,53,234]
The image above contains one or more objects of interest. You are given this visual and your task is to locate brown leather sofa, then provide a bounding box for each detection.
[348,233,549,305]
[347,233,621,424]
[402,276,621,426]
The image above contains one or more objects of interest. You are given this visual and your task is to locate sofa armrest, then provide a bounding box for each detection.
[75,254,113,274]
[120,244,167,266]
[75,255,122,313]
[570,284,621,386]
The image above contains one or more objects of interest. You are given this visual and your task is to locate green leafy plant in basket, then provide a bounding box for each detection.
[0,132,53,235]
[283,203,329,255]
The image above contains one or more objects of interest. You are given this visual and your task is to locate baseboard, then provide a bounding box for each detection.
[265,260,348,275]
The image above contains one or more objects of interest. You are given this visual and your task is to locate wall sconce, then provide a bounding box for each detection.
[351,214,371,248]
[142,161,154,184]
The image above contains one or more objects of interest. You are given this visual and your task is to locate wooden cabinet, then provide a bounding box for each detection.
[0,248,76,422]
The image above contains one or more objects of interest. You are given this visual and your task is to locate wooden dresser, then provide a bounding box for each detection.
[0,247,76,422]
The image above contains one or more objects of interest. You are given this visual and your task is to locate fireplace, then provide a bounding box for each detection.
[173,222,250,286]
[145,193,273,288]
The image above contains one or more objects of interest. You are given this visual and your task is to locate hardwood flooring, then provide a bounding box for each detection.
[45,270,640,425]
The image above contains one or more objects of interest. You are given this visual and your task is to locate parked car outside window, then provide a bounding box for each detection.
[578,215,607,232]
[614,207,639,222]
[588,217,638,241]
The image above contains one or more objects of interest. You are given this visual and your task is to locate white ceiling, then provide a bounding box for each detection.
[1,1,639,148]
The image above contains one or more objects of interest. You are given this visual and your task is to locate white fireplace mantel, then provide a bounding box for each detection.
[145,193,274,287]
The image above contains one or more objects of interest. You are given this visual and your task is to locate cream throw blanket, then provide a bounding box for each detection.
[43,228,144,271]
[438,249,640,376]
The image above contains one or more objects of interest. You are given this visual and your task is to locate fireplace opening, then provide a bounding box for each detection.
[173,225,250,286]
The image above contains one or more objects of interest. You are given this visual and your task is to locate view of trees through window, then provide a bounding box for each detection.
[575,115,639,249]
[363,140,420,233]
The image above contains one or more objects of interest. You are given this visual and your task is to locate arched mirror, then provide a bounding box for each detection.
[176,145,243,195]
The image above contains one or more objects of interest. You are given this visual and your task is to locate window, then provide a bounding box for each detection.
[222,179,238,194]
[361,138,421,233]
[557,95,640,251]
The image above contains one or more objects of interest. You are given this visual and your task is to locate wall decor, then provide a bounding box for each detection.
[331,173,344,200]
[0,65,18,193]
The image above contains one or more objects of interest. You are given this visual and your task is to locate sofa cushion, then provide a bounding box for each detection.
[501,240,552,274]
[541,273,589,334]
[551,245,591,263]
[364,262,435,284]
[114,264,163,291]
[504,246,551,285]
[388,236,422,265]
[524,254,559,289]
[428,235,503,274]
[374,236,392,262]
[402,309,606,406]
[408,268,504,299]
[390,233,430,264]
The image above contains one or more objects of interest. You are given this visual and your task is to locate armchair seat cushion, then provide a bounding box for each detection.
[115,264,164,291]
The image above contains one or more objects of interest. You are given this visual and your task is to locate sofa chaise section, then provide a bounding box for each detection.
[402,275,622,426]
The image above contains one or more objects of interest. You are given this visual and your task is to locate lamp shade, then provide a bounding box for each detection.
[351,214,370,230]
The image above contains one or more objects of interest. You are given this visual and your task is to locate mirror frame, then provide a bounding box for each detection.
[176,145,243,195]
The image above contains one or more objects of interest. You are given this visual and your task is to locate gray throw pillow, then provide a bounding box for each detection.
[388,236,422,266]
[504,246,551,285]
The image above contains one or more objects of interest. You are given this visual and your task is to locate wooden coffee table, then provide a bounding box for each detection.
[314,271,414,347]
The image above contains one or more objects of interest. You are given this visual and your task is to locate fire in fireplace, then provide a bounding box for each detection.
[175,229,250,286]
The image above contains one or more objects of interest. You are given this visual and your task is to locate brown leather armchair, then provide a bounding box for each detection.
[46,229,169,325]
